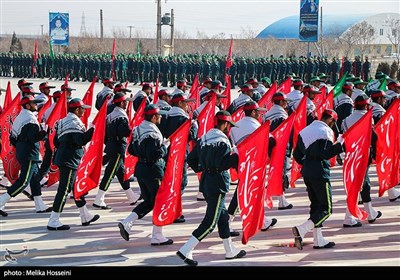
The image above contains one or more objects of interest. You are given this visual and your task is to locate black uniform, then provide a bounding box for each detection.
[52,113,94,212]
[187,128,238,241]
[99,107,132,192]
[293,121,343,227]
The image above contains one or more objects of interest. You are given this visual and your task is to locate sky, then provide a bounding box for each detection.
[0,0,399,39]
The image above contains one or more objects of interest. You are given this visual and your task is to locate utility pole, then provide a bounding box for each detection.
[127,25,135,39]
[170,9,174,56]
[40,25,44,36]
[320,6,323,57]
[156,0,162,55]
[100,9,104,40]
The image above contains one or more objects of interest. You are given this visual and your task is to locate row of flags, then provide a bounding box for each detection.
[2,39,399,245]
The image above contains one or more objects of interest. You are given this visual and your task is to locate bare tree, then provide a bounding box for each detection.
[386,18,400,64]
[352,21,376,59]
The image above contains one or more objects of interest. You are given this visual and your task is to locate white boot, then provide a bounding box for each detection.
[79,205,100,226]
[343,207,362,227]
[47,211,70,230]
[261,216,277,231]
[25,184,32,195]
[292,219,314,250]
[313,228,335,249]
[150,225,173,245]
[179,235,199,260]
[364,202,382,223]
[0,192,11,210]
[223,237,246,259]
[34,196,52,213]
[124,188,140,205]
[0,176,11,187]
[118,211,138,241]
[387,187,400,201]
[278,195,293,210]
[93,189,108,208]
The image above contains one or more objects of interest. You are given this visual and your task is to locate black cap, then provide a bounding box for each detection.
[354,94,371,106]
[113,92,134,103]
[144,104,167,116]
[215,110,238,127]
[210,80,226,90]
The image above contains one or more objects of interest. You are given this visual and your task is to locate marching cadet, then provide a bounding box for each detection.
[199,77,213,103]
[132,82,152,111]
[17,79,33,98]
[171,80,189,97]
[384,81,400,110]
[246,78,262,102]
[342,94,382,227]
[93,92,140,209]
[334,82,354,134]
[295,85,321,125]
[286,79,304,114]
[351,78,368,102]
[227,84,255,114]
[264,92,293,210]
[292,109,344,250]
[36,82,56,110]
[371,89,400,202]
[177,111,246,266]
[47,98,99,230]
[228,101,277,235]
[257,77,271,96]
[0,95,51,217]
[60,84,76,98]
[161,93,197,223]
[118,104,173,246]
[156,89,173,111]
[193,80,226,119]
[95,78,117,113]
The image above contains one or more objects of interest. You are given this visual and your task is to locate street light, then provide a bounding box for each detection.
[127,25,135,39]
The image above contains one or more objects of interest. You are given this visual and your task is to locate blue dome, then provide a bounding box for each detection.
[256,14,371,39]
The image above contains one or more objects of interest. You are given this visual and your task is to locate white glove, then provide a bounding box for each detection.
[337,134,344,144]
[232,146,238,154]
[163,138,170,148]
[88,122,95,130]
[41,123,48,132]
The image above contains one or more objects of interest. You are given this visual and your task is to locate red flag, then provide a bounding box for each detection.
[313,86,326,109]
[0,94,22,183]
[37,98,52,123]
[152,78,160,105]
[111,38,116,80]
[225,38,233,69]
[81,76,96,127]
[74,96,108,200]
[237,121,270,244]
[315,91,334,120]
[196,94,216,139]
[123,98,146,181]
[64,73,70,87]
[153,119,191,226]
[3,81,12,112]
[189,73,200,97]
[342,110,372,220]
[46,92,68,187]
[266,113,295,208]
[258,81,277,116]
[32,39,38,75]
[396,102,400,186]
[277,78,292,94]
[188,74,200,116]
[290,96,307,187]
[375,99,400,196]
[220,74,231,109]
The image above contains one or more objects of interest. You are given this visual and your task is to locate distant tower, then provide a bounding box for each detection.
[80,11,87,37]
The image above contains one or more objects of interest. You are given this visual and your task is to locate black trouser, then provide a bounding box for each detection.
[99,153,129,191]
[132,175,160,219]
[39,139,52,178]
[304,177,332,228]
[7,160,42,197]
[193,192,230,241]
[360,165,372,203]
[52,166,85,213]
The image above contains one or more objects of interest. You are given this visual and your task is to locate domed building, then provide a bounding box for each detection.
[256,13,400,57]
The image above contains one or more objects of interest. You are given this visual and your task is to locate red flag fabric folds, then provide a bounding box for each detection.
[277,78,292,94]
[196,94,216,139]
[225,38,233,69]
[342,110,372,220]
[237,121,270,244]
[81,76,96,127]
[375,98,400,196]
[153,119,191,226]
[74,96,108,199]
[3,81,12,112]
[0,94,21,183]
[266,113,295,208]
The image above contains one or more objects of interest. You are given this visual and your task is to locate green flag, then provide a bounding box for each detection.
[333,72,348,98]
[379,78,387,91]
[49,40,55,60]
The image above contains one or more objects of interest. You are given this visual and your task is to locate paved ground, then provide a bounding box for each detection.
[0,78,399,268]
